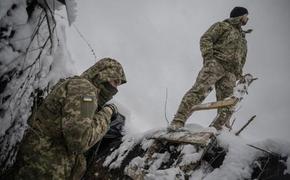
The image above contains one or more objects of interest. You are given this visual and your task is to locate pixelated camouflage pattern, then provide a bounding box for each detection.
[173,16,249,129]
[172,60,236,129]
[14,58,126,179]
[81,57,127,85]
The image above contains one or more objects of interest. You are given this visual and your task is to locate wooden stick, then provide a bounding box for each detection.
[191,97,238,112]
[235,115,256,136]
[229,118,236,132]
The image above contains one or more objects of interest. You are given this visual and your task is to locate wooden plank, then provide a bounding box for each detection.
[191,97,238,112]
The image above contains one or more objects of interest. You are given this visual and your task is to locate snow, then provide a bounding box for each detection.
[64,0,78,25]
[108,124,290,179]
[145,167,184,180]
[0,46,19,66]
[149,152,171,171]
[103,133,141,169]
[190,131,290,180]
[103,128,164,169]
[10,24,32,51]
[179,145,201,166]
[0,0,24,20]
[142,139,155,151]
[0,0,75,170]
[233,74,255,100]
[201,132,259,180]
[0,1,27,27]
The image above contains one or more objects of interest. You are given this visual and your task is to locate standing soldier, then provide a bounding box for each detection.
[15,58,127,179]
[170,7,252,130]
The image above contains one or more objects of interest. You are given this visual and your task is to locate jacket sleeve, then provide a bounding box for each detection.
[61,79,112,154]
[240,44,247,71]
[200,22,228,61]
[236,35,248,79]
[237,51,247,79]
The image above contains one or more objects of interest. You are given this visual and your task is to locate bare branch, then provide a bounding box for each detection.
[235,115,256,136]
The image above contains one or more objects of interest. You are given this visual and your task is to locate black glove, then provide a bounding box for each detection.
[104,104,118,119]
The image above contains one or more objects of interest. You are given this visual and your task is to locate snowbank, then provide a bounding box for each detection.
[0,0,75,171]
[99,124,290,180]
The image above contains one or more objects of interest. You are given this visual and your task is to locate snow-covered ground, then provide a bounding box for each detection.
[101,124,290,180]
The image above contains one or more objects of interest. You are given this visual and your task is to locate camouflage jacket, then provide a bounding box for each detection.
[15,58,126,180]
[200,16,249,77]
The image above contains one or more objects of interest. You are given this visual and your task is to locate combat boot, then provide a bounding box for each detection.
[168,119,185,131]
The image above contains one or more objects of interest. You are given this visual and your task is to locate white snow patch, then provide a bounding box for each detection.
[145,167,184,180]
[179,145,202,166]
[103,134,137,169]
[116,125,289,179]
[10,24,32,51]
[129,156,145,168]
[0,0,75,169]
[149,152,171,171]
[142,139,155,151]
[64,0,78,25]
[0,0,25,20]
[103,127,166,169]
[199,132,290,180]
[203,132,260,180]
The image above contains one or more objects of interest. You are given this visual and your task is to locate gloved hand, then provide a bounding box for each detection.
[104,104,118,119]
[244,29,253,33]
[168,120,185,131]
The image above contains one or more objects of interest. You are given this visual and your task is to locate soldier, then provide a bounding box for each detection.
[14,58,127,179]
[170,7,252,130]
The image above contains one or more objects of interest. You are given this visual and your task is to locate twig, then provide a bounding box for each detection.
[257,156,270,179]
[54,13,98,60]
[229,118,236,132]
[247,144,280,157]
[164,88,169,125]
[235,115,256,136]
[21,10,46,70]
[42,0,57,52]
[72,24,97,60]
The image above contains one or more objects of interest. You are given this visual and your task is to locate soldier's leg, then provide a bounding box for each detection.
[171,60,225,128]
[212,72,236,130]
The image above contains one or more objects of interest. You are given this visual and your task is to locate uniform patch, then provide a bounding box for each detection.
[81,96,97,118]
[83,96,93,102]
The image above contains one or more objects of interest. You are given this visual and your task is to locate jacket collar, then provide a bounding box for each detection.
[224,16,252,35]
[224,16,243,29]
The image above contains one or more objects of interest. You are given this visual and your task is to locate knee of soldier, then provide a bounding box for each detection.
[184,87,206,102]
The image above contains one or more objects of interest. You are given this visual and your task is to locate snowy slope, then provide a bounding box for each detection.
[88,124,290,180]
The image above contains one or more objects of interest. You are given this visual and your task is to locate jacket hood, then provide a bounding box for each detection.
[81,58,127,86]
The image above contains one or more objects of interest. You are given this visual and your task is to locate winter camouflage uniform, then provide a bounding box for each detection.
[172,16,249,130]
[14,58,126,179]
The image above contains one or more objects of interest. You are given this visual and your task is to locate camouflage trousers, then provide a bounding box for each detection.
[13,130,85,180]
[173,59,236,129]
